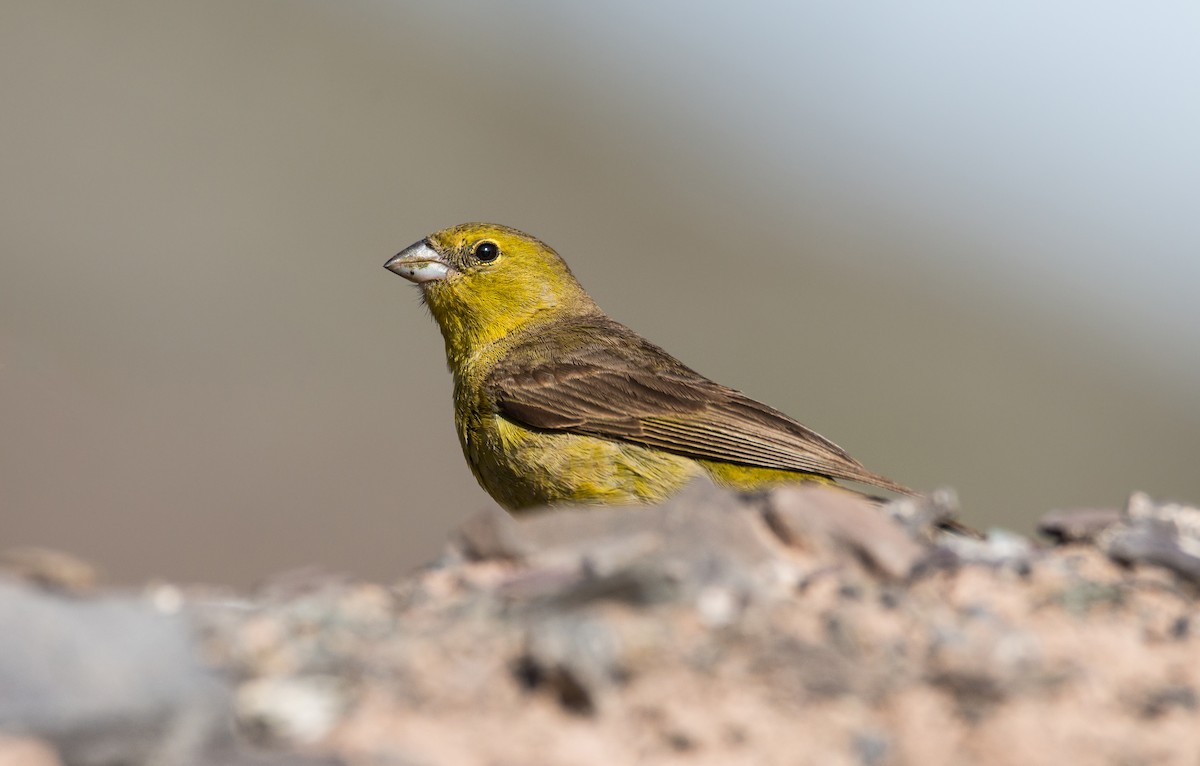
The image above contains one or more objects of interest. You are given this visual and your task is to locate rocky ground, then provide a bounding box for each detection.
[3,482,1200,766]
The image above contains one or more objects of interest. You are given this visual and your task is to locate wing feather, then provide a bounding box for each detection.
[485,316,913,494]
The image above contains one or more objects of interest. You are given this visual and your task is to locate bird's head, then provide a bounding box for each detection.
[386,223,598,360]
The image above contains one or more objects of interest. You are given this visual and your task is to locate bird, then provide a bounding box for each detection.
[384,222,917,512]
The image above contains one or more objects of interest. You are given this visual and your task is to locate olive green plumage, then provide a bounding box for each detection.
[385,222,914,512]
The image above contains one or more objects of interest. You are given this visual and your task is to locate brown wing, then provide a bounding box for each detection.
[485,316,914,494]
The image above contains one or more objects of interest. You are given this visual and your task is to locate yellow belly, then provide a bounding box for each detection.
[460,415,697,511]
[459,413,831,512]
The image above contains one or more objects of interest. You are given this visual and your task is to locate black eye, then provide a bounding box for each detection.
[474,241,500,262]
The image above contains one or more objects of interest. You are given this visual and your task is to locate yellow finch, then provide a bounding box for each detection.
[385,223,915,511]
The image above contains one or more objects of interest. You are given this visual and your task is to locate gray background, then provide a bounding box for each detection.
[3,1,1197,585]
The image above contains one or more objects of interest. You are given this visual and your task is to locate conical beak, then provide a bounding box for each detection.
[384,239,453,283]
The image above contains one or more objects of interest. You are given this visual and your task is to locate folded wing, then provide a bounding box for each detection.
[486,316,914,494]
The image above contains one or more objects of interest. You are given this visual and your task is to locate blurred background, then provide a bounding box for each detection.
[2,1,1197,586]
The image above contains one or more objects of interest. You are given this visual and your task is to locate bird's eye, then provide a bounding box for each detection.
[474,241,500,262]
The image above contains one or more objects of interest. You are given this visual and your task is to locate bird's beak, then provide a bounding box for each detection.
[384,239,453,283]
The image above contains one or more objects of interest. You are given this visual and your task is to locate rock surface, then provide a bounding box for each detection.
[4,482,1200,765]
